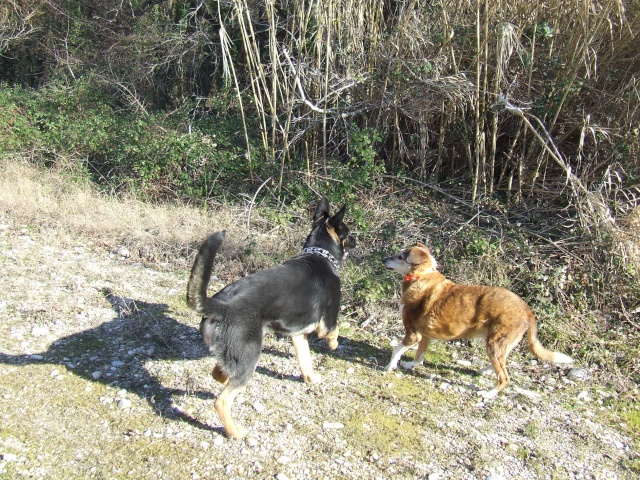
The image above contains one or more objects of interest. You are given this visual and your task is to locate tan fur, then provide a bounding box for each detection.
[383,244,573,398]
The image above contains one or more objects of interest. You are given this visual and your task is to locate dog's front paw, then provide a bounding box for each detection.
[303,372,322,384]
[384,363,396,372]
[226,424,249,439]
[399,360,418,370]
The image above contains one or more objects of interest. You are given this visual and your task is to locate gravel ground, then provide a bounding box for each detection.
[0,219,636,479]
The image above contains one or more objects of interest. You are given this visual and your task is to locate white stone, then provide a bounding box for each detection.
[253,401,265,413]
[118,398,132,409]
[31,326,48,337]
[322,421,345,430]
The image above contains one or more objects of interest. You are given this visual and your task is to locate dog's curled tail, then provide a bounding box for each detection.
[527,313,573,364]
[187,231,225,314]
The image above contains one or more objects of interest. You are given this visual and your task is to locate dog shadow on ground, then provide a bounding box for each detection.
[0,289,227,434]
[0,289,417,432]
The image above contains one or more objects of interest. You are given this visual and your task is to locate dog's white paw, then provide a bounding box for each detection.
[384,363,396,372]
[478,388,499,400]
[227,425,249,440]
[304,372,322,384]
[399,360,418,370]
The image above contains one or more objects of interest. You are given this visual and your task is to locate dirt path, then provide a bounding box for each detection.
[0,220,635,479]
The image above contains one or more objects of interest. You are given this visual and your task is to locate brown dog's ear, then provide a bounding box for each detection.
[416,242,427,248]
[406,246,430,265]
[313,196,331,221]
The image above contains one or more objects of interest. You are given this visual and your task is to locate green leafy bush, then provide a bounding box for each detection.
[0,82,259,200]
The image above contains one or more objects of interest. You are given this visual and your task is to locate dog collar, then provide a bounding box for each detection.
[404,268,436,282]
[302,247,340,271]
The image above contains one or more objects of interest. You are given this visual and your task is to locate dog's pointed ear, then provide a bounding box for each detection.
[314,196,331,222]
[328,205,346,228]
[416,242,426,248]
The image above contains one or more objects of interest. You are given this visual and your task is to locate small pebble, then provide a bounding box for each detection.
[253,401,265,413]
[118,398,132,409]
[213,436,224,446]
[567,367,592,382]
[2,453,17,462]
[91,371,102,380]
[276,474,289,480]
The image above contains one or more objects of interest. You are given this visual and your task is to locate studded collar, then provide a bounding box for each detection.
[302,247,340,271]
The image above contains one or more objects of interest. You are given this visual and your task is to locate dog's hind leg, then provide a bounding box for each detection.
[215,380,249,439]
[480,328,524,399]
[292,334,321,384]
[400,336,430,370]
[317,325,339,350]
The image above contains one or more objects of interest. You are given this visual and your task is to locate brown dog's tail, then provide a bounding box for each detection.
[187,231,225,314]
[527,312,573,364]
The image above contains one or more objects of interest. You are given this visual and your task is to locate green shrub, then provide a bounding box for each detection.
[0,82,259,200]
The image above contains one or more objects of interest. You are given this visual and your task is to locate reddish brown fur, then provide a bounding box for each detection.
[383,243,572,398]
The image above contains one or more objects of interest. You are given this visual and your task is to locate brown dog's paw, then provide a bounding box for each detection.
[399,360,419,370]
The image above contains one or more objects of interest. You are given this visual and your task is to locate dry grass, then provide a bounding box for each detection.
[0,156,306,271]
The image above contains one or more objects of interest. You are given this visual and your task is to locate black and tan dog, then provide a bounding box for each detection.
[382,243,573,399]
[187,197,355,438]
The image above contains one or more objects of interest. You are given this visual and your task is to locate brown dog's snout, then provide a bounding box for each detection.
[382,255,399,269]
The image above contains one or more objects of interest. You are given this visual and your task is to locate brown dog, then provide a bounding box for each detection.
[382,243,573,398]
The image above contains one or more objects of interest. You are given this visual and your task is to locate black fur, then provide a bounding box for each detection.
[186,196,355,438]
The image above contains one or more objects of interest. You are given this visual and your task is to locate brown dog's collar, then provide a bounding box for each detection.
[403,269,436,282]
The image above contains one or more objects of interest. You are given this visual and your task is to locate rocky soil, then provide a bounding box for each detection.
[0,219,636,479]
